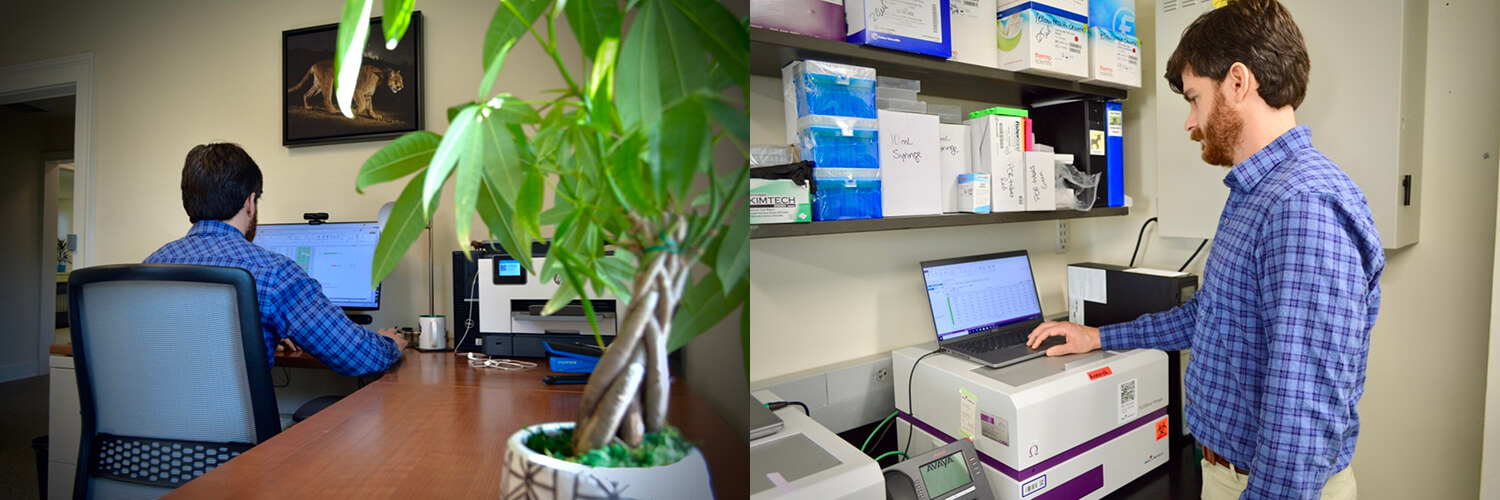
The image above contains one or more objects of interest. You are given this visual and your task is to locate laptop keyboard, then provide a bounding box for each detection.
[953,328,1030,353]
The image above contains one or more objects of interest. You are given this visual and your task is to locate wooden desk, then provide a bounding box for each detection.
[52,344,334,370]
[159,351,748,498]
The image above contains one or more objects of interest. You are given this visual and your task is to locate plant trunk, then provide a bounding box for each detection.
[572,220,690,456]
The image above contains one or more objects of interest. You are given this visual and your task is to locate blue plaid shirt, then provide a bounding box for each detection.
[1101,126,1383,498]
[145,220,403,377]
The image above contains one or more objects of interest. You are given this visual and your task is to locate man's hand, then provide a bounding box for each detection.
[275,338,300,352]
[1026,321,1102,356]
[378,327,409,351]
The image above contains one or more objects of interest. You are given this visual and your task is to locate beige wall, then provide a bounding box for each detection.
[751,0,1500,497]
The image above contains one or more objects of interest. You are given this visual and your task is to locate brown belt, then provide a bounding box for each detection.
[1202,445,1249,475]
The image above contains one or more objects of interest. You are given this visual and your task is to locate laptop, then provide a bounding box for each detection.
[920,250,1064,368]
[749,394,785,441]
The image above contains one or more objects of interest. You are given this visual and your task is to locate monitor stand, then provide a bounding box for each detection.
[346,313,373,325]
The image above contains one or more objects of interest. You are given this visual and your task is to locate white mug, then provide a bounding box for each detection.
[418,315,447,350]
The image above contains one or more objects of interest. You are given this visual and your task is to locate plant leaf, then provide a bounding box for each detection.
[705,96,749,146]
[476,179,532,276]
[480,0,550,99]
[564,0,621,60]
[616,0,708,131]
[604,133,652,215]
[334,0,376,118]
[355,130,440,193]
[381,0,415,48]
[668,271,747,352]
[597,250,636,302]
[479,107,526,205]
[486,95,543,124]
[517,166,545,239]
[423,105,480,213]
[715,205,748,295]
[370,174,433,288]
[650,94,710,202]
[586,38,620,127]
[453,118,485,250]
[666,0,747,89]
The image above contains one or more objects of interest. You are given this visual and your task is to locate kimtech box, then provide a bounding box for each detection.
[750,161,814,224]
[1084,0,1141,88]
[997,0,1090,79]
[847,0,953,59]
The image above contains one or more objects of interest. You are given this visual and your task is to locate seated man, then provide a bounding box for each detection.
[145,142,405,376]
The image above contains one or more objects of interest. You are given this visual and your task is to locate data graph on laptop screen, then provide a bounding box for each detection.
[923,254,1043,341]
[252,222,381,309]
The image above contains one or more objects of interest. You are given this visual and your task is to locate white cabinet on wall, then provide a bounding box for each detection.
[1154,0,1426,249]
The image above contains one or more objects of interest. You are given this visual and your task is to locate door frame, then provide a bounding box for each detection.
[0,53,96,376]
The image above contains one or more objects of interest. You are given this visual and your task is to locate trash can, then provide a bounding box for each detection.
[31,435,47,500]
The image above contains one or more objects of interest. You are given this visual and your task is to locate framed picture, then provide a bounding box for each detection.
[283,11,422,147]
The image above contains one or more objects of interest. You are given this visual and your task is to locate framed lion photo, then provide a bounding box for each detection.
[282,11,422,147]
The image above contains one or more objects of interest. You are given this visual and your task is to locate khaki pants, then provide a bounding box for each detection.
[1200,460,1357,500]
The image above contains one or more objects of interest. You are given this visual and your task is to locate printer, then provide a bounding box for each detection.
[452,243,617,357]
[893,347,1169,499]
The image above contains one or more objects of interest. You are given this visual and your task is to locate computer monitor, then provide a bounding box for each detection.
[252,221,382,310]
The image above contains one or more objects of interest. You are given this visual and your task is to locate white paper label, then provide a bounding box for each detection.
[1068,266,1107,303]
[959,388,978,438]
[1089,129,1106,155]
[869,0,944,43]
[1069,297,1086,325]
[981,412,1008,446]
[1108,109,1124,137]
[1119,378,1139,423]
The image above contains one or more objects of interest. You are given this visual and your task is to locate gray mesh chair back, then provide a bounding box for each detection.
[68,264,280,499]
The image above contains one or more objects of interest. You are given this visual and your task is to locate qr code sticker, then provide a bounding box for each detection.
[1118,378,1138,423]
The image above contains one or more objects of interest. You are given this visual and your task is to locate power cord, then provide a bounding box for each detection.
[764,401,810,416]
[1179,239,1209,272]
[862,411,899,452]
[1129,217,1159,267]
[904,350,942,456]
[453,261,483,353]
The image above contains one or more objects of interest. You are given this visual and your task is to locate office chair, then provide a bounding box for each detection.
[68,264,280,499]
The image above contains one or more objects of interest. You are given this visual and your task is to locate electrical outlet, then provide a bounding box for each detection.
[875,367,890,382]
[1055,220,1068,253]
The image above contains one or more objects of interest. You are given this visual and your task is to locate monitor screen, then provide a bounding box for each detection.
[919,451,972,499]
[253,222,382,309]
[922,252,1043,341]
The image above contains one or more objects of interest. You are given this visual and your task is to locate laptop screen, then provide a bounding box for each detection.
[922,251,1044,342]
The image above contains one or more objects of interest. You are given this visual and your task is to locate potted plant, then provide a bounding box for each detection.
[335,0,747,497]
[57,238,71,273]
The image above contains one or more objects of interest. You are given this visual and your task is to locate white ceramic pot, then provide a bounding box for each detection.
[501,422,713,500]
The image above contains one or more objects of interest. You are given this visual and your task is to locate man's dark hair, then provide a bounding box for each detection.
[181,142,263,223]
[1164,0,1310,110]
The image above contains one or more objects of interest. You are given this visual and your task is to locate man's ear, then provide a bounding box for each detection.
[242,192,256,216]
[1225,62,1256,105]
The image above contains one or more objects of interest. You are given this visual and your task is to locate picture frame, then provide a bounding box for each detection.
[282,11,422,147]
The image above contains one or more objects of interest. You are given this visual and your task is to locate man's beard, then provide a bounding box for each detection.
[245,211,258,241]
[1189,89,1244,167]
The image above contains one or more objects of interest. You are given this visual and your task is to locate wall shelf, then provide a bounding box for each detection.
[750,207,1129,239]
[750,28,1129,106]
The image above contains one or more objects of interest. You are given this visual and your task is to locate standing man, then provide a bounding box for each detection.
[1026,0,1383,498]
[147,142,405,377]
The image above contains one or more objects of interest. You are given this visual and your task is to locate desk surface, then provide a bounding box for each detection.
[51,346,746,498]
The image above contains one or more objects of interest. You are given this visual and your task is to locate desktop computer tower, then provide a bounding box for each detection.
[1067,262,1198,449]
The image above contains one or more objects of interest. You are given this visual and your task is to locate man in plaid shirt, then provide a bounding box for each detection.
[146,143,406,377]
[1027,1,1382,498]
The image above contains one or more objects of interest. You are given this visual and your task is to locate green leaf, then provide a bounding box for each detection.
[604,134,652,214]
[485,95,543,124]
[542,265,581,314]
[480,0,550,99]
[586,38,620,126]
[668,271,748,352]
[553,248,604,345]
[334,0,376,118]
[447,103,473,124]
[666,0,748,89]
[716,205,748,295]
[705,97,749,146]
[370,175,433,288]
[616,0,709,131]
[355,131,440,193]
[540,202,571,226]
[423,105,481,213]
[597,251,636,302]
[476,180,532,275]
[650,95,710,201]
[453,119,485,250]
[517,167,544,239]
[381,0,415,48]
[479,107,527,205]
[564,0,621,60]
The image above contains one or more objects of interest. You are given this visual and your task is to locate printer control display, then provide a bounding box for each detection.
[919,451,972,498]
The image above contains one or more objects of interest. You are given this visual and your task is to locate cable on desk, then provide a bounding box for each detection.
[904,350,942,456]
[1179,239,1209,272]
[1129,217,1159,267]
[874,450,909,463]
[465,352,537,371]
[764,401,810,416]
